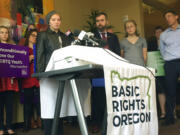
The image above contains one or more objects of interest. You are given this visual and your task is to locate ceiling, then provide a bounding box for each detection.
[158,0,178,5]
[142,0,180,13]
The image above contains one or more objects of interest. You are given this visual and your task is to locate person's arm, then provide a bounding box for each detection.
[29,55,34,63]
[141,38,148,65]
[143,48,147,65]
[121,50,124,57]
[120,40,124,57]
[159,34,165,58]
[36,32,46,73]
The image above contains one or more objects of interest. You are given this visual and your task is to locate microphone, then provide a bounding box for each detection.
[73,29,81,37]
[86,32,94,37]
[78,30,99,46]
[87,32,107,47]
[65,29,72,36]
[71,30,107,47]
[70,30,81,45]
[65,29,74,39]
[84,31,107,47]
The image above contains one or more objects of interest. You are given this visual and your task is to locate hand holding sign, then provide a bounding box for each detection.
[29,55,34,62]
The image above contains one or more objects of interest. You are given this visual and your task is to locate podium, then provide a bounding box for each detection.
[32,64,103,135]
[33,45,158,135]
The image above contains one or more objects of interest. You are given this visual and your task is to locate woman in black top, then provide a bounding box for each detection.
[36,11,72,135]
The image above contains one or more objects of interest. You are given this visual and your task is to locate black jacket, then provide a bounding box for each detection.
[36,28,72,73]
[94,31,120,55]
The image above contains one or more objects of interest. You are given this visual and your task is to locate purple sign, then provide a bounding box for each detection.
[0,43,29,78]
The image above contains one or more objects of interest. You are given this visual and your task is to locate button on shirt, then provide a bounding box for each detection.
[160,25,180,61]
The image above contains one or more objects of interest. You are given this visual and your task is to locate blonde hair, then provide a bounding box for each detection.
[124,20,139,37]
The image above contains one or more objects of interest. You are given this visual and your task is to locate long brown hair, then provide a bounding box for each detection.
[24,29,38,47]
[0,25,13,43]
[124,20,139,37]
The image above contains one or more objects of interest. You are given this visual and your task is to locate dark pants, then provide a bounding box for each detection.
[43,119,63,135]
[24,86,40,128]
[91,87,106,127]
[101,106,107,135]
[0,91,14,130]
[164,59,180,121]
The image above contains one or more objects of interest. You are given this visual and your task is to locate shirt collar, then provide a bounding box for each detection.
[167,24,180,32]
[47,27,61,35]
[98,30,107,34]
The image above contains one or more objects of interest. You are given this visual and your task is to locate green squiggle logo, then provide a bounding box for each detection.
[111,70,151,109]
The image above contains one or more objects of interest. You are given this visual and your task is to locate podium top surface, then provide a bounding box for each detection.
[32,64,103,79]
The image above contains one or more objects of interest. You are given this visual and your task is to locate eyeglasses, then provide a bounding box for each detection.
[31,34,37,38]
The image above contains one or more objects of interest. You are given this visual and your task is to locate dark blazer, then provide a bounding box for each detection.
[36,28,72,73]
[94,31,120,55]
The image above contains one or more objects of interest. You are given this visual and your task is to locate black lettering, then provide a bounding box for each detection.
[119,100,123,111]
[131,86,134,96]
[141,99,145,110]
[129,100,135,110]
[128,113,133,125]
[136,99,141,110]
[140,113,145,123]
[113,115,121,127]
[112,101,119,112]
[135,86,140,96]
[123,100,128,111]
[126,85,131,96]
[146,112,151,122]
[133,113,139,124]
[112,85,118,97]
[119,86,125,97]
[121,114,128,125]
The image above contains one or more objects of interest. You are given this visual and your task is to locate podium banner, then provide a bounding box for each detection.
[0,43,29,77]
[104,66,158,135]
[147,51,165,76]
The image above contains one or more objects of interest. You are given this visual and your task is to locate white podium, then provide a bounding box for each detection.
[33,45,158,135]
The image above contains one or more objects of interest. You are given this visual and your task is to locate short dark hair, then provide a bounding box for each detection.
[163,10,178,17]
[154,26,164,32]
[95,12,108,20]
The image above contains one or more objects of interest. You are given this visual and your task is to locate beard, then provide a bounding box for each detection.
[97,25,107,32]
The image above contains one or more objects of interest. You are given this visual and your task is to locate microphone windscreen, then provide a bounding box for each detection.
[73,30,81,37]
[65,29,72,36]
[86,32,94,37]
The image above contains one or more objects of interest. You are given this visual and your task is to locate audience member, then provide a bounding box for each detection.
[18,24,36,46]
[22,29,41,131]
[120,20,147,66]
[0,25,19,135]
[36,10,72,135]
[160,10,180,126]
[147,26,166,119]
[91,12,120,134]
